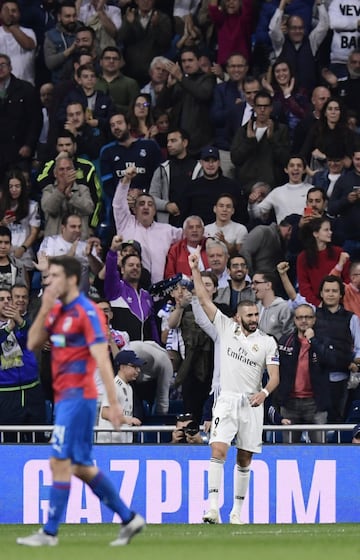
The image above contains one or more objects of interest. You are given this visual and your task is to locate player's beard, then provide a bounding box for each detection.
[241,318,258,334]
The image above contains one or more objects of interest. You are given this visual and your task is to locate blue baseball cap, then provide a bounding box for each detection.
[200,146,219,160]
[114,350,145,369]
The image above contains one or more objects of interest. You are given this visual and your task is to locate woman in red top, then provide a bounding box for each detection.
[296,216,350,306]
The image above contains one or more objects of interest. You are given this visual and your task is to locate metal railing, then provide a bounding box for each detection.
[0,424,356,444]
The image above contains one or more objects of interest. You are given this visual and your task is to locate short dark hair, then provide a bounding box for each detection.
[228,253,248,269]
[319,274,345,298]
[167,128,190,143]
[237,299,257,311]
[254,90,273,105]
[76,63,96,79]
[180,46,200,60]
[0,225,11,241]
[56,129,76,143]
[76,26,96,40]
[58,1,76,14]
[61,213,81,227]
[306,186,327,202]
[121,253,141,268]
[101,46,122,59]
[214,192,236,207]
[49,256,82,286]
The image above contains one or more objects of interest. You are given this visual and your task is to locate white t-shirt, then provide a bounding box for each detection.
[98,375,133,444]
[0,26,36,85]
[205,221,248,246]
[213,310,279,394]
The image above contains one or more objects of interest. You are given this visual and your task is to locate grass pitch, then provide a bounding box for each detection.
[3,523,360,560]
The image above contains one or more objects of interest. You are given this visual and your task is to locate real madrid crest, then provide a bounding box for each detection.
[252,344,259,352]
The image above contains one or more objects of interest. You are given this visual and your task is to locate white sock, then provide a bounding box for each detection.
[231,465,250,515]
[208,458,224,511]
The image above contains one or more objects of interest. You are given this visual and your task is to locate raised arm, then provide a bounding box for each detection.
[188,250,217,322]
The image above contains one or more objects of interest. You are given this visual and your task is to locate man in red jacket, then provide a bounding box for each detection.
[164,215,209,278]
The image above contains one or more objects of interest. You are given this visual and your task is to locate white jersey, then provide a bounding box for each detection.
[97,375,133,444]
[213,310,279,395]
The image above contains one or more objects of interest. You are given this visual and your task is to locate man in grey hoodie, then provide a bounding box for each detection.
[252,270,293,342]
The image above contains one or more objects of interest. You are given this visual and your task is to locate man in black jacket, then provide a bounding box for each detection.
[0,53,42,180]
[277,304,330,443]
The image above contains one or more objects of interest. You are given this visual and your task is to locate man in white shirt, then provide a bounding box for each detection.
[0,1,37,85]
[248,155,311,223]
[205,194,248,254]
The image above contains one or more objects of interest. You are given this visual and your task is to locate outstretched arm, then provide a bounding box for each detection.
[188,250,217,322]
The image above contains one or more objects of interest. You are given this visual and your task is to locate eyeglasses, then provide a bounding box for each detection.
[135,102,150,108]
[176,413,193,422]
[0,63,9,69]
[0,296,12,301]
[294,315,314,320]
[251,280,267,285]
[231,263,247,269]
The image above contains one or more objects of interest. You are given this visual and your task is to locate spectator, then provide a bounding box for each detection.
[204,193,248,254]
[0,0,37,85]
[225,76,261,156]
[312,146,347,199]
[248,155,311,223]
[164,215,209,278]
[230,90,290,193]
[38,213,99,292]
[96,46,140,113]
[0,225,27,288]
[314,275,360,423]
[297,216,350,307]
[183,145,247,225]
[214,253,255,314]
[35,82,54,164]
[128,93,155,139]
[104,235,159,342]
[57,63,115,133]
[261,58,310,136]
[277,303,330,443]
[300,97,356,171]
[127,339,174,415]
[0,169,40,275]
[149,128,202,226]
[171,412,206,444]
[112,167,182,283]
[100,111,162,229]
[292,86,331,154]
[118,0,172,87]
[252,270,293,341]
[41,153,94,239]
[167,273,215,424]
[328,0,360,79]
[268,0,329,93]
[0,284,46,442]
[157,47,216,156]
[43,1,83,84]
[0,53,42,180]
[330,253,360,316]
[207,0,254,65]
[241,218,293,277]
[322,49,360,123]
[97,349,142,444]
[76,0,122,53]
[210,53,249,176]
[206,239,229,288]
[352,423,360,443]
[36,129,102,230]
[328,149,360,261]
[63,101,106,160]
[141,55,169,107]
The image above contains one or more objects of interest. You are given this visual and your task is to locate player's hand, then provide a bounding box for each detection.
[249,391,266,407]
[42,284,60,312]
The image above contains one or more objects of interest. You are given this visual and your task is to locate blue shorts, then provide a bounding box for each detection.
[50,397,97,466]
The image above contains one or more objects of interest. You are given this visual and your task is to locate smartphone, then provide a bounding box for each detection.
[304,207,312,217]
[5,210,15,219]
[353,186,360,191]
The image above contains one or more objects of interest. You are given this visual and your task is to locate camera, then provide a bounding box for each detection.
[184,421,199,437]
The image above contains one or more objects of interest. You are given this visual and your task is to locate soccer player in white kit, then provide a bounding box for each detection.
[188,251,279,524]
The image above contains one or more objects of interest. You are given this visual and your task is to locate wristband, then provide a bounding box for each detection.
[261,387,269,397]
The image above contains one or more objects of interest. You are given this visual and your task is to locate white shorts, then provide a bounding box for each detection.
[209,393,263,454]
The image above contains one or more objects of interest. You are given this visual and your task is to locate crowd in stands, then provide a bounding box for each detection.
[0,0,360,444]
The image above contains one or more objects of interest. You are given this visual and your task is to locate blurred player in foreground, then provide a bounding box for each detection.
[17,256,145,547]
